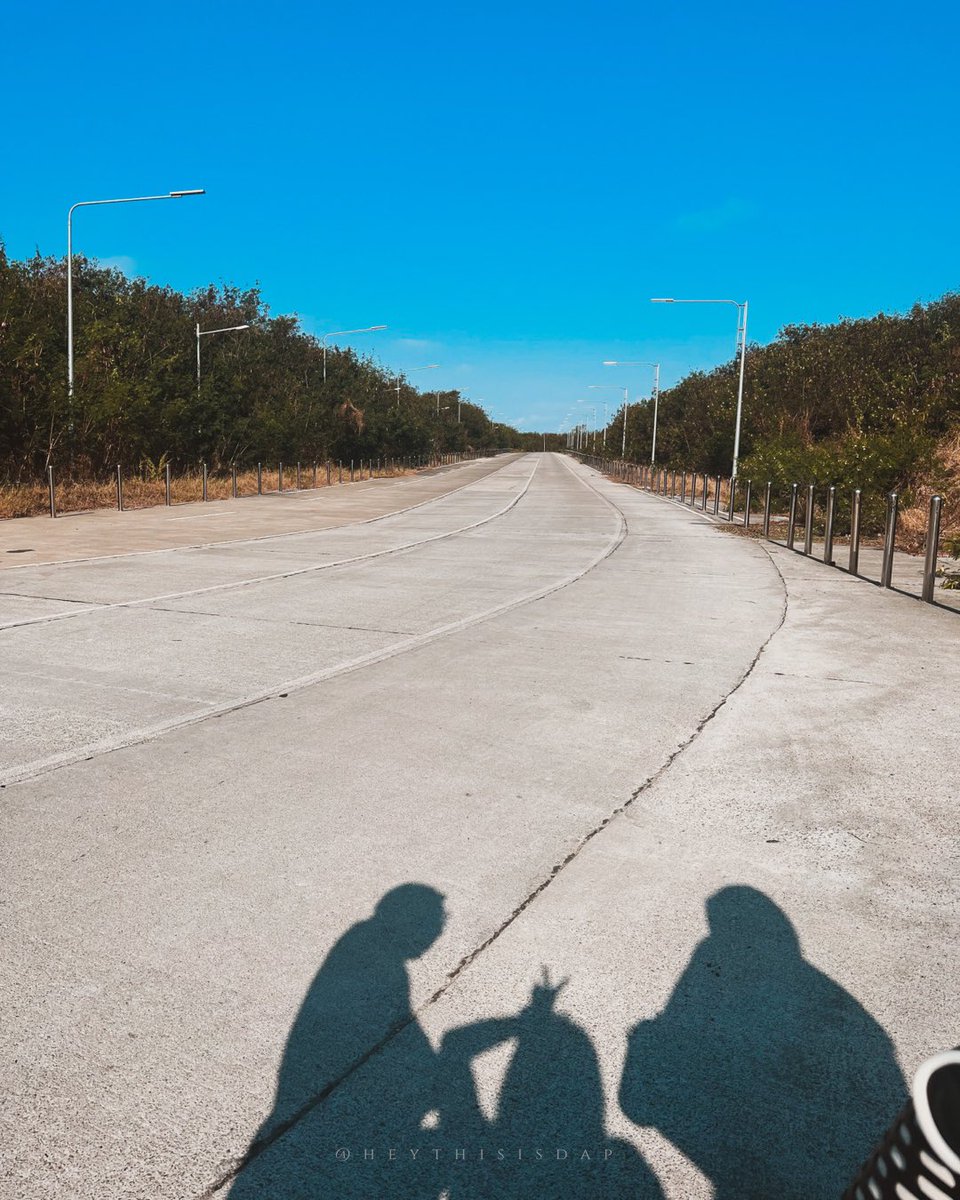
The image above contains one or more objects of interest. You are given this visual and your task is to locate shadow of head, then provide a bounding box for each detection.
[704,883,800,959]
[373,883,446,959]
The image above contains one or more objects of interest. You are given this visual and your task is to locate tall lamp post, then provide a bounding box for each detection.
[587,385,623,452]
[435,387,468,419]
[651,298,748,478]
[389,363,439,406]
[603,360,660,460]
[577,401,598,450]
[321,324,387,382]
[67,189,205,398]
[197,323,250,393]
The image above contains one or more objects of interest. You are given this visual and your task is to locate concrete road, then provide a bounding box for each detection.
[1,453,955,1200]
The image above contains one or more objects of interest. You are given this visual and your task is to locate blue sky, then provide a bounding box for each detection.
[3,0,959,431]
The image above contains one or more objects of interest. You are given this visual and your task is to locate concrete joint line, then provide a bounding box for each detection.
[1,461,626,788]
[0,460,539,635]
[0,455,521,577]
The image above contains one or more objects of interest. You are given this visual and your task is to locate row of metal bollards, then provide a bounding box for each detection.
[575,453,946,606]
[42,451,483,519]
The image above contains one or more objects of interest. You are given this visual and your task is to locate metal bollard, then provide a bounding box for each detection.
[804,483,814,554]
[339,460,343,483]
[787,483,799,549]
[680,471,686,503]
[701,473,709,511]
[48,465,56,518]
[880,491,899,588]
[165,462,172,506]
[297,461,302,490]
[313,461,318,487]
[232,465,238,498]
[921,495,943,603]
[823,486,836,564]
[326,461,331,486]
[257,462,262,494]
[727,477,736,522]
[713,476,721,515]
[849,489,862,574]
[279,462,284,493]
[350,460,354,482]
[202,462,208,502]
[743,480,752,528]
[116,464,123,511]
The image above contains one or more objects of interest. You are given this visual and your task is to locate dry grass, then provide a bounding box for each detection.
[0,462,418,521]
[899,432,960,554]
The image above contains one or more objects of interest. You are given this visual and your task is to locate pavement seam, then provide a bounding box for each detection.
[197,464,780,1199]
[0,455,520,574]
[2,459,624,788]
[0,460,539,634]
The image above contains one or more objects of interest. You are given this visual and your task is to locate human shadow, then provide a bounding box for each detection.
[619,885,906,1199]
[227,882,447,1198]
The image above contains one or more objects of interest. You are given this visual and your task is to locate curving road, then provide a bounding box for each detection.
[1,453,955,1199]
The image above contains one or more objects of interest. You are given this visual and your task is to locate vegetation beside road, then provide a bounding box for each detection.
[595,294,960,538]
[0,246,557,494]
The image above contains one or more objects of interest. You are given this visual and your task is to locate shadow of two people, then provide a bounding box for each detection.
[226,882,904,1199]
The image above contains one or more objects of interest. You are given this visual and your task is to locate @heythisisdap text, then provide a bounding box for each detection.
[334,1147,615,1163]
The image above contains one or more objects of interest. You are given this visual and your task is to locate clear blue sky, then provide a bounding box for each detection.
[3,0,959,431]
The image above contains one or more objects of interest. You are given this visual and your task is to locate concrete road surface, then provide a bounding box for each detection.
[1,453,956,1200]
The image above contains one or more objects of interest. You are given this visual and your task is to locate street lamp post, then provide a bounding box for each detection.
[603,360,660,460]
[577,402,598,451]
[197,323,250,393]
[389,363,439,406]
[321,324,387,383]
[651,298,748,477]
[67,189,205,398]
[588,385,626,454]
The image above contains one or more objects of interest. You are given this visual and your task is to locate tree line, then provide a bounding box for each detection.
[597,293,960,502]
[0,245,531,481]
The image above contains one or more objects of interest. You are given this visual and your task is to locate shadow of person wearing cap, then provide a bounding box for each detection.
[619,885,905,1199]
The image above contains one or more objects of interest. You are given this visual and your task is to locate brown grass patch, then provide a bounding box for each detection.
[0,463,419,521]
[899,432,960,554]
